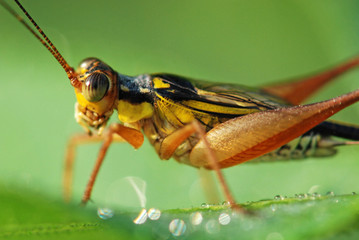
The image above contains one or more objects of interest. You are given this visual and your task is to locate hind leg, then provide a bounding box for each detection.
[159,121,245,212]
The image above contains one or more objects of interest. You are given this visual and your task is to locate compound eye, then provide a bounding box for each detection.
[82,72,110,102]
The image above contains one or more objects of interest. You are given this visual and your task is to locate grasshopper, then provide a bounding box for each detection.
[2,0,359,211]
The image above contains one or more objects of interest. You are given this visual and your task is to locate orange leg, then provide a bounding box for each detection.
[262,56,359,105]
[159,121,245,212]
[81,124,144,205]
[64,124,144,205]
[64,133,108,202]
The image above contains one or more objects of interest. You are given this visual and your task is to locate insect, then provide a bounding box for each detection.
[2,0,359,211]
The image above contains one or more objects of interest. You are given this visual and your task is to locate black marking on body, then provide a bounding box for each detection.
[117,74,154,104]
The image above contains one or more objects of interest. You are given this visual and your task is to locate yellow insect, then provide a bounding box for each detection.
[2,0,359,211]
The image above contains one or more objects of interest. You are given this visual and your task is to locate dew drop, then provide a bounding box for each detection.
[311,192,321,199]
[326,191,335,197]
[222,201,230,207]
[147,208,161,221]
[190,212,203,225]
[274,195,284,200]
[169,219,186,237]
[201,203,209,208]
[298,193,308,199]
[97,208,114,220]
[218,213,231,225]
[133,208,147,224]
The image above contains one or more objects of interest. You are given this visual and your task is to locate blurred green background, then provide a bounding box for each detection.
[1,0,359,211]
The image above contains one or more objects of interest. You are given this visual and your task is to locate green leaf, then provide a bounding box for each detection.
[2,184,359,239]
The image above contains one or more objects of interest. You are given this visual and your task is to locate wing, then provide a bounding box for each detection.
[151,73,289,119]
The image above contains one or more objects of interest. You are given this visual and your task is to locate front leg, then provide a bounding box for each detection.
[82,124,143,204]
[65,123,144,205]
[64,133,110,202]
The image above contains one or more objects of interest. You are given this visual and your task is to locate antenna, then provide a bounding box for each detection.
[0,0,81,88]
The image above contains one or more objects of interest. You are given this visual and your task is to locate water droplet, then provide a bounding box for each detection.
[218,213,231,225]
[97,208,114,220]
[169,219,186,237]
[190,212,203,225]
[352,192,357,195]
[326,191,335,196]
[147,208,161,220]
[311,192,321,199]
[298,193,308,199]
[201,203,209,208]
[274,195,284,200]
[205,219,220,234]
[222,201,230,206]
[133,208,147,224]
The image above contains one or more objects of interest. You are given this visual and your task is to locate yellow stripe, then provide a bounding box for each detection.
[182,100,260,115]
[153,77,170,89]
